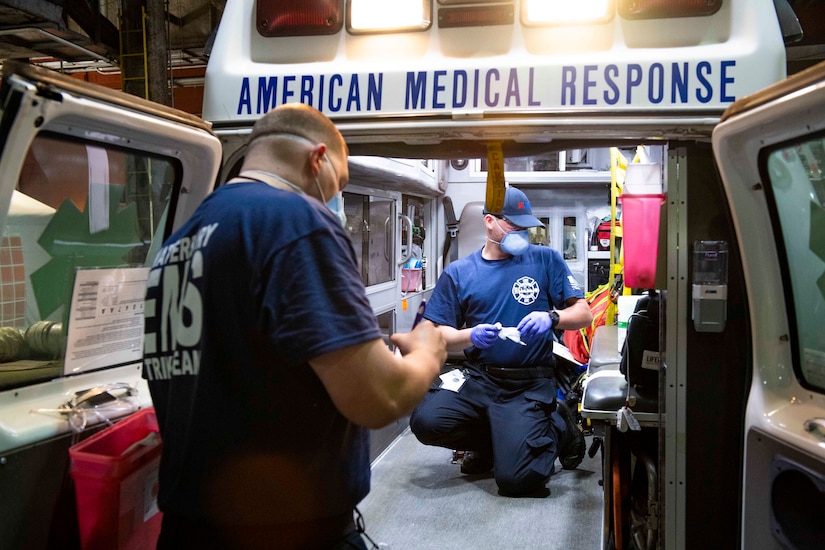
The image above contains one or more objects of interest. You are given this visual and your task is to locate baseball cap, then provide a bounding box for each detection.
[483,186,543,228]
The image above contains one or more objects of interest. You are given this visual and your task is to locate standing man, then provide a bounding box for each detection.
[143,103,446,549]
[409,185,592,497]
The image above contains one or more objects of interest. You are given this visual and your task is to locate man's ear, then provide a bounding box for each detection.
[308,143,327,176]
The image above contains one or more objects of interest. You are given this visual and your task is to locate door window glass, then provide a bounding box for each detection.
[0,132,179,390]
[764,136,825,392]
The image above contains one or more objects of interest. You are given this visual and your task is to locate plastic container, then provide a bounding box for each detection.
[624,163,662,194]
[401,267,422,292]
[70,408,163,550]
[620,194,665,289]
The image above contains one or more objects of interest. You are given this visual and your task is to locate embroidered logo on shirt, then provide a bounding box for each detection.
[512,276,539,305]
[567,275,582,291]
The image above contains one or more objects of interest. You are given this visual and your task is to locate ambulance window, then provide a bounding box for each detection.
[0,132,179,390]
[764,136,825,393]
[479,152,563,172]
[563,216,578,261]
[529,218,549,246]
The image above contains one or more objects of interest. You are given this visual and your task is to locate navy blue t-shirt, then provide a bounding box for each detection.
[143,181,381,525]
[425,246,584,368]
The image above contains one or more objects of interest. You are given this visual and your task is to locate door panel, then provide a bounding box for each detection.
[712,62,825,550]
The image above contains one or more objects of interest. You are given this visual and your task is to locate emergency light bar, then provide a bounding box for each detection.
[347,0,432,34]
[255,0,726,38]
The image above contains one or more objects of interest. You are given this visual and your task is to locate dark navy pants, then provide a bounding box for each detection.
[409,365,568,496]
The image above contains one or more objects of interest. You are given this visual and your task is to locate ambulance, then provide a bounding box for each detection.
[0,1,823,548]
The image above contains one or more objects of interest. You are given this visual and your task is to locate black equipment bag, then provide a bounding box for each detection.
[619,292,660,390]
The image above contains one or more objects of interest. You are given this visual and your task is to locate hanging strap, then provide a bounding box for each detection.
[442,195,459,267]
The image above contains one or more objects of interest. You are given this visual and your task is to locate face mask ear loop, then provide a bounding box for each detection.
[487,217,506,246]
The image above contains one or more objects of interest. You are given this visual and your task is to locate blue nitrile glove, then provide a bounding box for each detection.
[517,311,553,340]
[470,323,500,349]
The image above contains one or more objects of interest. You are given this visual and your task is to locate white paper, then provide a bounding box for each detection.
[64,267,150,375]
[439,368,466,392]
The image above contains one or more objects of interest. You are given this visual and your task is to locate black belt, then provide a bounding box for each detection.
[479,364,556,380]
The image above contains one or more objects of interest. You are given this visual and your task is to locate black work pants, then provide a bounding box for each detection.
[409,366,568,496]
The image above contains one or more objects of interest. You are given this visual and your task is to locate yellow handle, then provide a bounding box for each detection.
[485,142,506,214]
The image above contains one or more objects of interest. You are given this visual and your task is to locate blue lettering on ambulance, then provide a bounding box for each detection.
[626,64,642,104]
[256,76,277,113]
[560,60,738,106]
[472,69,480,108]
[649,63,663,104]
[561,67,575,105]
[720,60,735,102]
[367,74,382,110]
[406,72,427,109]
[347,74,361,111]
[505,68,520,107]
[485,69,499,107]
[236,73,383,115]
[282,75,296,104]
[329,74,343,111]
[672,63,688,103]
[453,71,467,108]
[604,65,620,105]
[528,68,540,106]
[434,70,447,109]
[234,60,736,116]
[300,75,314,105]
[583,65,597,105]
[696,62,712,103]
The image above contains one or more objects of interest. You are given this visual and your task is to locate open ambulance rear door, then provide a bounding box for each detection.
[712,60,825,549]
[0,60,221,549]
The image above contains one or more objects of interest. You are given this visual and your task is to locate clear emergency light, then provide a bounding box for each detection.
[348,0,432,34]
[522,0,614,25]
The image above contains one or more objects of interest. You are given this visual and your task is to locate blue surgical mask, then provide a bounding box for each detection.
[499,230,530,255]
[492,219,530,255]
[326,191,347,227]
[315,155,347,227]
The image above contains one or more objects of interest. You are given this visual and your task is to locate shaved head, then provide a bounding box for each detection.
[248,103,347,159]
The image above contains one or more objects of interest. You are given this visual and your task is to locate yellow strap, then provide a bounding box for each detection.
[485,142,506,213]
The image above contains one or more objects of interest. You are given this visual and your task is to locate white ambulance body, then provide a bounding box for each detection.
[0,1,822,548]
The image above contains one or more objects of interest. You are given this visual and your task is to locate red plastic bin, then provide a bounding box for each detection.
[619,194,665,289]
[69,407,163,550]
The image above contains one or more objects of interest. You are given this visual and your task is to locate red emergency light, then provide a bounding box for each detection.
[256,0,343,37]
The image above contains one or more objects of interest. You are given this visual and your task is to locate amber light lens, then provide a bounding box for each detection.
[439,5,515,28]
[618,0,723,20]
